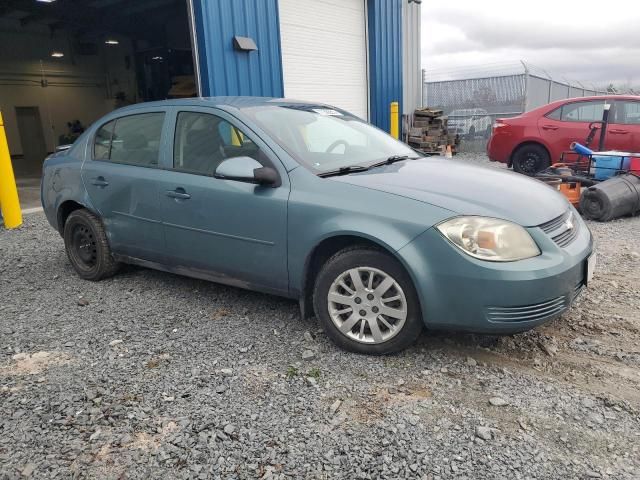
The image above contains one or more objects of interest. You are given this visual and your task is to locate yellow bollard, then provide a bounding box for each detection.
[231,126,243,146]
[390,101,399,140]
[0,111,22,229]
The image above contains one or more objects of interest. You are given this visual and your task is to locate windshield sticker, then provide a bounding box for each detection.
[312,108,343,116]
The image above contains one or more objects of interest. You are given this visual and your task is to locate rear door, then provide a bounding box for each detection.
[537,99,611,161]
[610,100,640,152]
[157,107,290,294]
[81,110,168,261]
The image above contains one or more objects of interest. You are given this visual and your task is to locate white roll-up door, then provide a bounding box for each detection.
[278,0,368,120]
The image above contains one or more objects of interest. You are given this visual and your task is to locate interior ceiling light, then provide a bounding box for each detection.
[36,0,57,3]
[50,51,64,57]
[105,39,119,45]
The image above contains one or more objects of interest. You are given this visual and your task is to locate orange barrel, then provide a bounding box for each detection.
[559,182,581,208]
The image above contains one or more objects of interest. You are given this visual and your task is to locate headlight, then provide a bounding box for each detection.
[436,216,540,262]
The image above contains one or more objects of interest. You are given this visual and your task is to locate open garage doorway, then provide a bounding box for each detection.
[0,0,197,198]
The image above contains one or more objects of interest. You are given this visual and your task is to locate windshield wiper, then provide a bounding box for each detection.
[317,155,421,178]
[367,155,421,169]
[317,165,371,178]
[385,155,410,163]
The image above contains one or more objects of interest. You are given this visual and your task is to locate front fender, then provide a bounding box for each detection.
[286,168,453,296]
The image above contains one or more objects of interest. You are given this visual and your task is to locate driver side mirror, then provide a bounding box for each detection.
[214,156,278,186]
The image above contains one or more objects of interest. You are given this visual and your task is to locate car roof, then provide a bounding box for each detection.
[523,94,640,116]
[545,94,640,108]
[111,96,332,115]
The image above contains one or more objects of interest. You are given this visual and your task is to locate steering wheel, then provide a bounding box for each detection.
[325,140,348,153]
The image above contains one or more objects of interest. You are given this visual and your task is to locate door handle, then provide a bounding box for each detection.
[90,176,109,187]
[166,188,191,200]
[541,124,559,130]
[609,129,629,134]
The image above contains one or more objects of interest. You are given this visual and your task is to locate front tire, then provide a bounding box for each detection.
[63,209,120,281]
[313,247,423,354]
[512,144,551,175]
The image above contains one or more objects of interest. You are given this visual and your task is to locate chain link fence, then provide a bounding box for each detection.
[422,62,626,152]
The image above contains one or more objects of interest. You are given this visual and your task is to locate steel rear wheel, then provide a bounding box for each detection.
[314,247,423,354]
[512,144,551,175]
[70,224,98,268]
[63,209,120,281]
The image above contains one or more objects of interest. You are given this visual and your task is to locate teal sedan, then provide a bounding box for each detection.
[42,98,594,354]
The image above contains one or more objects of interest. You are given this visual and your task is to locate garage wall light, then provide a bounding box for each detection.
[151,56,163,61]
[105,39,119,45]
[50,51,64,58]
[233,36,258,52]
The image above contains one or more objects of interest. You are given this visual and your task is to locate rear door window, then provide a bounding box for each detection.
[560,100,609,122]
[93,112,165,167]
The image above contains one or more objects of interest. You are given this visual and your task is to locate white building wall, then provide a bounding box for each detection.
[279,0,369,120]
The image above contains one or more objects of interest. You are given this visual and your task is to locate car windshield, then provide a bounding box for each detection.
[243,104,419,173]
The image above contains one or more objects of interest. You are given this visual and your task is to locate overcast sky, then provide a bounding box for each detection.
[421,0,640,87]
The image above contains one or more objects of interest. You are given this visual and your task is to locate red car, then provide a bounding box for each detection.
[487,95,640,174]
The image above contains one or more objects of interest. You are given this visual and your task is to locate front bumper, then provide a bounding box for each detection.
[397,215,593,334]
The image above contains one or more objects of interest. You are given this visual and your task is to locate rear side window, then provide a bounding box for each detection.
[546,107,561,120]
[94,120,115,159]
[93,112,165,167]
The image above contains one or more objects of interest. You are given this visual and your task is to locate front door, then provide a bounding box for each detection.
[158,108,289,294]
[609,100,640,152]
[81,111,168,261]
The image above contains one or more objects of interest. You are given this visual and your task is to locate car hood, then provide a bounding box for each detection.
[329,157,568,226]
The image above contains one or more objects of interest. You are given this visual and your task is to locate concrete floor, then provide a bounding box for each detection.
[16,176,42,211]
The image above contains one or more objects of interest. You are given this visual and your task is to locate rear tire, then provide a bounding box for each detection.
[512,144,551,175]
[63,209,120,281]
[313,247,423,355]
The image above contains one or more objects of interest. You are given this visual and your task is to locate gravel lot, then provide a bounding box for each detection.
[1,155,639,479]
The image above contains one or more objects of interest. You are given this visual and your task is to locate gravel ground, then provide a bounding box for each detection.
[1,155,640,479]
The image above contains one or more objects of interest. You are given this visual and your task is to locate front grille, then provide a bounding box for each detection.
[572,281,585,302]
[486,296,566,323]
[552,224,580,247]
[539,210,571,234]
[538,210,579,248]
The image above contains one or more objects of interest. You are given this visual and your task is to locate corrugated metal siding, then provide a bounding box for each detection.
[402,0,421,114]
[192,0,284,97]
[367,0,403,132]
